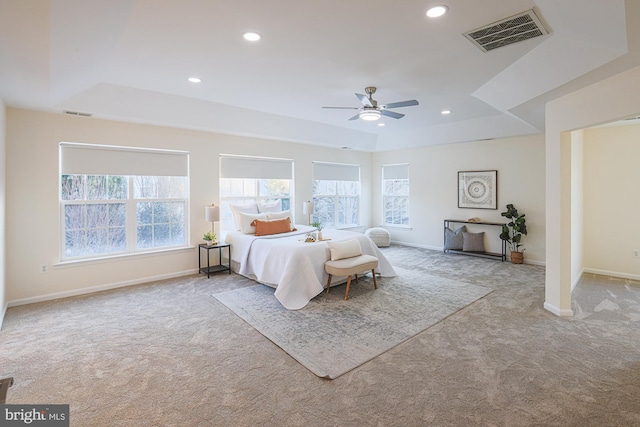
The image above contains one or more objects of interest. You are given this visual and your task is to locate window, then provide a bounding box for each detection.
[219,155,293,230]
[382,164,410,226]
[312,162,360,228]
[60,143,189,261]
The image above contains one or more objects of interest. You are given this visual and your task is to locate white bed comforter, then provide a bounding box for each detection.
[225,226,396,310]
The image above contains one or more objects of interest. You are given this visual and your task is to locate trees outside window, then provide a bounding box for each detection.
[382,164,410,226]
[312,179,359,228]
[61,174,188,260]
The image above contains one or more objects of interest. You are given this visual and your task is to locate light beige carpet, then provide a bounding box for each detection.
[1,246,640,426]
[213,267,492,378]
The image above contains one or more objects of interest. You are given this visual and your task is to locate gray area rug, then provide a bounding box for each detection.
[213,267,493,379]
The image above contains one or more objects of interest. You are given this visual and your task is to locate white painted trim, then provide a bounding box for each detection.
[338,225,365,233]
[0,303,7,330]
[583,268,640,282]
[382,224,413,230]
[544,301,574,317]
[571,269,585,291]
[522,259,545,266]
[7,269,198,308]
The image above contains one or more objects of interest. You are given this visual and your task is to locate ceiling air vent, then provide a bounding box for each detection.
[63,110,93,117]
[464,9,549,53]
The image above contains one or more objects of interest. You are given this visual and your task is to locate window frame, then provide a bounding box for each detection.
[312,162,361,228]
[59,143,190,262]
[219,155,294,231]
[382,164,410,227]
[219,177,293,230]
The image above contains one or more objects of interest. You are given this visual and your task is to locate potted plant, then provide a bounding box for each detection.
[311,220,324,240]
[499,204,528,264]
[203,231,217,246]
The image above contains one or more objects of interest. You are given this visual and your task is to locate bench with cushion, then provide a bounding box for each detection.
[325,239,379,300]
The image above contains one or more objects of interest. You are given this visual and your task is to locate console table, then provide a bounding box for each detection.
[443,219,506,261]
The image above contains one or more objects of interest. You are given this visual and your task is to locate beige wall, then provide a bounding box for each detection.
[583,123,640,279]
[371,135,546,264]
[0,99,6,326]
[545,64,640,316]
[5,108,373,303]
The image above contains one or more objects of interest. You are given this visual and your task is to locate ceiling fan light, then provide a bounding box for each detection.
[360,110,381,121]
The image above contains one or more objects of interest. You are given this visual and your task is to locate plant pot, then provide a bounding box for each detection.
[510,251,524,264]
[206,241,213,246]
[317,230,323,240]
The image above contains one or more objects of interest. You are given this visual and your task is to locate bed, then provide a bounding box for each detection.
[224,225,397,310]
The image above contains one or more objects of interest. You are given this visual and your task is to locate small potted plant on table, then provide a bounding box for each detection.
[203,231,217,246]
[311,220,324,240]
[499,204,527,264]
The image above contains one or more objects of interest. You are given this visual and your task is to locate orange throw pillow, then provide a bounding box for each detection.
[251,217,293,236]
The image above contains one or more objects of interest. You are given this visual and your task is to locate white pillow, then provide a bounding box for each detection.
[327,239,363,261]
[230,203,259,230]
[238,212,267,234]
[266,210,294,226]
[257,200,282,213]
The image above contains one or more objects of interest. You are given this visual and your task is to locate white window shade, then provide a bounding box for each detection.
[220,155,293,179]
[60,143,189,176]
[382,164,409,180]
[313,162,360,181]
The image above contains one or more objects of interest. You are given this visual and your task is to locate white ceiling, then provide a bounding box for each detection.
[1,0,639,151]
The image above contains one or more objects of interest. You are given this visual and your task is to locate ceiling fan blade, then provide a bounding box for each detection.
[380,109,405,119]
[322,106,360,109]
[384,99,419,109]
[355,93,373,107]
[348,113,361,121]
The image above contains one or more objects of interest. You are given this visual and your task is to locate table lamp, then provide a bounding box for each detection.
[205,203,220,236]
[302,200,314,225]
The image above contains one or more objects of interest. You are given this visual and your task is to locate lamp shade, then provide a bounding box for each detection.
[205,205,220,222]
[302,201,314,215]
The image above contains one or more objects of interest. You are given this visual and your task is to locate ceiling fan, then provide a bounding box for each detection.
[322,87,419,121]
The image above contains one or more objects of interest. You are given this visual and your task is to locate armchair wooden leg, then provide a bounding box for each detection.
[372,269,378,289]
[344,275,353,300]
[326,274,332,293]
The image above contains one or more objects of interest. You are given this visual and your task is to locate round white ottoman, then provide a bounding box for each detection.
[365,227,390,247]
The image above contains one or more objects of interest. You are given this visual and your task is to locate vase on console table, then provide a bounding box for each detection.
[317,230,323,241]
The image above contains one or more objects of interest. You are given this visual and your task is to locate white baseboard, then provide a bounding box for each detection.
[571,269,585,291]
[390,240,546,266]
[583,268,640,282]
[522,259,545,266]
[7,269,198,308]
[544,301,574,317]
[389,240,441,251]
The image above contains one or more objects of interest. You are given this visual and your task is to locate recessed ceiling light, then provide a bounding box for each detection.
[188,77,202,83]
[441,109,451,115]
[243,32,262,42]
[378,123,386,127]
[426,5,449,18]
